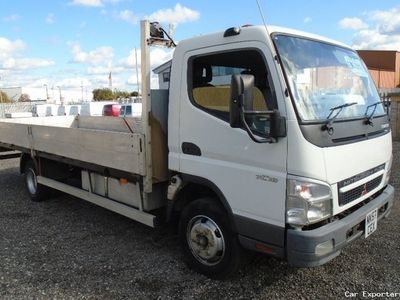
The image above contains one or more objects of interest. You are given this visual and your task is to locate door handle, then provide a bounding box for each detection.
[181,142,201,156]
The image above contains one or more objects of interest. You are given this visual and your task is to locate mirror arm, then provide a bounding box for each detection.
[240,107,276,144]
[243,110,275,116]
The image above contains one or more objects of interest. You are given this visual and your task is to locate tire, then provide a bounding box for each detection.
[179,198,242,279]
[23,160,50,202]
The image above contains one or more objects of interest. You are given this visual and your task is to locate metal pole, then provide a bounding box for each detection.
[135,47,140,95]
[81,82,84,102]
[57,86,62,105]
[44,84,49,102]
[141,20,153,194]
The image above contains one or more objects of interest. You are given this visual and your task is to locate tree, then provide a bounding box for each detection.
[92,88,138,101]
[0,91,11,103]
[115,90,130,99]
[18,93,31,102]
[92,88,114,101]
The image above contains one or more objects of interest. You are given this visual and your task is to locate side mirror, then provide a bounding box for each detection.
[270,109,287,139]
[230,74,255,128]
[230,74,286,143]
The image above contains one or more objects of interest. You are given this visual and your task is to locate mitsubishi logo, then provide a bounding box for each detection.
[361,184,368,196]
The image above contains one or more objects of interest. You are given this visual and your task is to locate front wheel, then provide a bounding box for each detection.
[179,198,242,279]
[23,160,50,202]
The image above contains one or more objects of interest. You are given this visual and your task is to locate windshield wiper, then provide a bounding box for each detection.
[321,102,357,134]
[364,102,383,126]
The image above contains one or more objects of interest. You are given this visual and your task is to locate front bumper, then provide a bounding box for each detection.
[287,184,394,267]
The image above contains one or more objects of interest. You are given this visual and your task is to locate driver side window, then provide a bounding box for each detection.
[189,49,276,133]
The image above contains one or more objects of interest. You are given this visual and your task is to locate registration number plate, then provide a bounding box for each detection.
[365,208,378,238]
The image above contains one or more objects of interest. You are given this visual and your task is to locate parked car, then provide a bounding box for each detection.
[120,105,132,116]
[120,104,142,117]
[102,104,121,117]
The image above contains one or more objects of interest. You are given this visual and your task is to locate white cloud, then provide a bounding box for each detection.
[2,58,54,70]
[0,37,25,59]
[150,48,173,68]
[87,65,124,75]
[338,17,368,30]
[304,17,311,24]
[46,13,56,24]
[123,48,172,89]
[115,10,137,25]
[26,78,51,88]
[3,14,20,22]
[55,77,92,89]
[119,47,172,70]
[370,7,400,34]
[69,0,121,7]
[145,3,199,26]
[352,29,400,50]
[70,0,103,7]
[69,42,114,65]
[340,7,400,50]
[128,73,160,89]
[91,74,123,88]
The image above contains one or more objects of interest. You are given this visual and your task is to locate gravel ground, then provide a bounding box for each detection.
[0,143,399,300]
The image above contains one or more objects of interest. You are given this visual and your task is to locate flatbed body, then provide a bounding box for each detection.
[0,115,146,175]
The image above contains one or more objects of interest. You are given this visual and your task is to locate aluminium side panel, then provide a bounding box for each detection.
[0,122,31,148]
[31,126,146,175]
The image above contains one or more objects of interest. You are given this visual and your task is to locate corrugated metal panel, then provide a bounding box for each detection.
[367,69,395,88]
[369,70,380,87]
[379,71,395,88]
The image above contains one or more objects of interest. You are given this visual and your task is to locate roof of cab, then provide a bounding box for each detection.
[176,25,352,52]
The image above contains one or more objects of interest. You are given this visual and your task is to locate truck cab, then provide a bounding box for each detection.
[167,25,394,276]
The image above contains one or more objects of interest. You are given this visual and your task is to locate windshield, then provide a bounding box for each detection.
[273,34,385,122]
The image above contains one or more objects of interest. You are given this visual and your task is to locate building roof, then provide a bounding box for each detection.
[357,50,400,71]
[153,60,172,74]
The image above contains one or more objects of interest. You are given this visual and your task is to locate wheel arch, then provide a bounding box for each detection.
[169,174,238,233]
[20,153,33,174]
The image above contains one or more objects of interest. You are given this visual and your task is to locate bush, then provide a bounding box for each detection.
[92,88,114,101]
[92,89,139,101]
[0,91,11,103]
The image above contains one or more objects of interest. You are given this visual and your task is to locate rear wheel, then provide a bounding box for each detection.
[179,198,242,279]
[23,160,50,202]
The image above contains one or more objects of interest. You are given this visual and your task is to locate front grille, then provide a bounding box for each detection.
[338,175,383,206]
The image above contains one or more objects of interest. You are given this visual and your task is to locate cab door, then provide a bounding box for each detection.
[178,41,288,237]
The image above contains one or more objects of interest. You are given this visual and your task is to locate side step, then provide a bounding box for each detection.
[37,176,157,227]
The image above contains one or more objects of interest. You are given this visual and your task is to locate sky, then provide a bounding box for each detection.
[0,0,400,95]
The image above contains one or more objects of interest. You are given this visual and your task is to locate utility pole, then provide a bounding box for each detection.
[44,84,49,102]
[57,86,63,105]
[80,81,84,102]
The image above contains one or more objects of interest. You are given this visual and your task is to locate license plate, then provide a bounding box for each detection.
[365,208,378,238]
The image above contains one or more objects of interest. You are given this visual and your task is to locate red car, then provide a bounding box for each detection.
[102,104,121,117]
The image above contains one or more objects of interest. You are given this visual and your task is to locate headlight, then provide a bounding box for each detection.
[384,155,392,186]
[287,177,332,226]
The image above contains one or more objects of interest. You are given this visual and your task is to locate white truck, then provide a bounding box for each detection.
[0,21,394,279]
